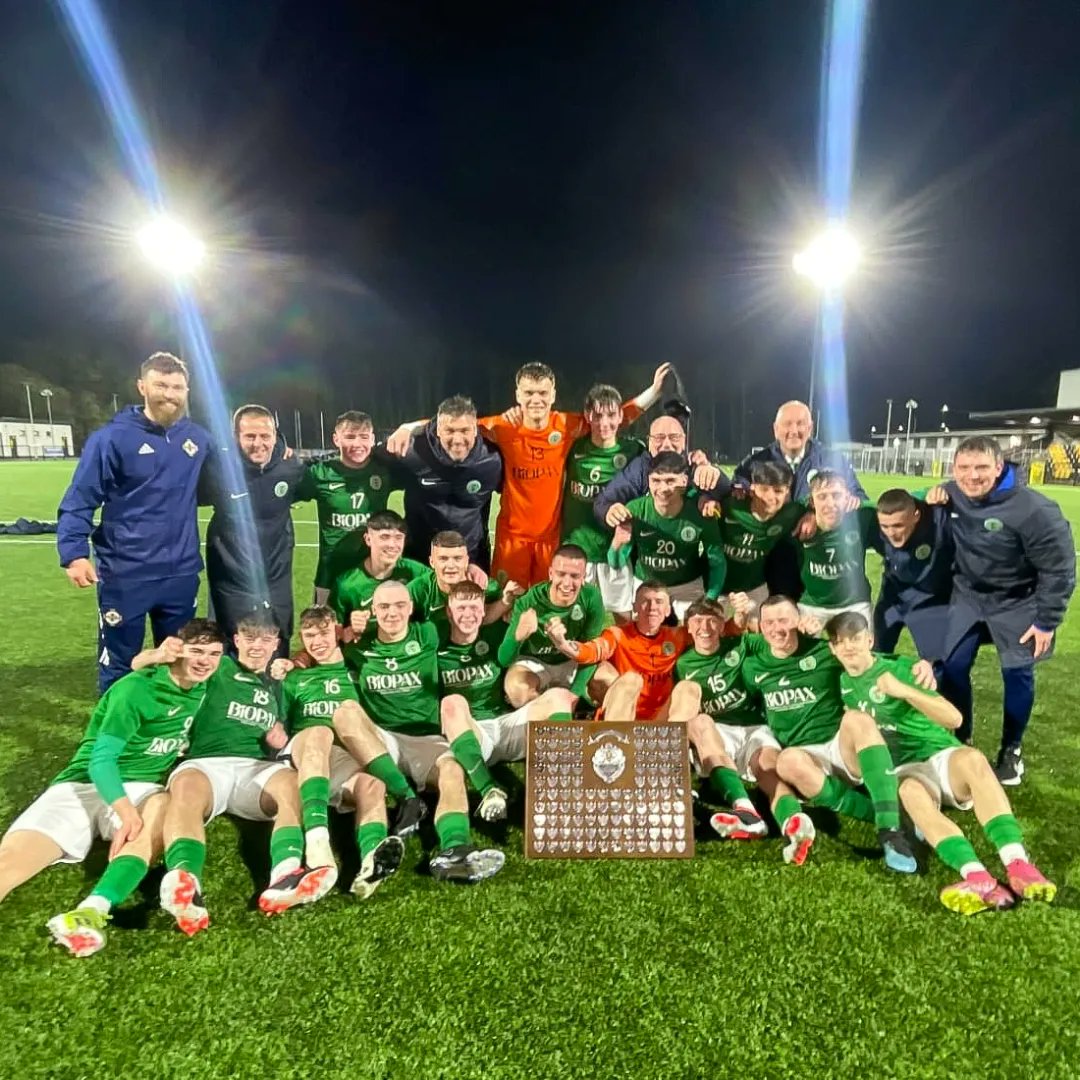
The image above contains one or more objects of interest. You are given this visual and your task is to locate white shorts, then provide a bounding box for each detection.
[377,729,452,790]
[585,562,635,614]
[169,756,290,823]
[798,601,873,632]
[4,781,163,864]
[799,733,860,785]
[895,747,972,811]
[633,577,705,621]
[476,704,531,765]
[712,723,781,782]
[513,656,579,693]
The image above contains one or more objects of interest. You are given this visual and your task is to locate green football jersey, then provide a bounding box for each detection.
[719,497,806,593]
[52,666,205,787]
[407,570,501,630]
[741,633,844,747]
[348,622,441,736]
[331,557,428,623]
[437,621,507,721]
[297,457,399,588]
[282,659,359,736]
[674,639,763,727]
[499,582,607,665]
[620,495,726,595]
[562,435,645,560]
[185,655,280,760]
[840,655,960,765]
[796,506,878,608]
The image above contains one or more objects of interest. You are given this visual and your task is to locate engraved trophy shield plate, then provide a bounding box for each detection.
[525,721,694,859]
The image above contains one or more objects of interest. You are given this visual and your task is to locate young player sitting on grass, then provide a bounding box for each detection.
[825,611,1056,914]
[338,581,505,883]
[330,511,428,631]
[667,599,775,841]
[280,606,426,891]
[606,453,727,620]
[743,596,927,872]
[130,616,335,935]
[438,582,575,823]
[795,470,878,627]
[0,619,225,957]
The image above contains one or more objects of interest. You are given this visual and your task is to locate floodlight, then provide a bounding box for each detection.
[136,216,205,277]
[793,225,861,290]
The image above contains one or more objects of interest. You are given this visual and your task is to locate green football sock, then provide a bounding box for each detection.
[434,811,470,851]
[269,825,304,870]
[709,766,750,807]
[365,754,416,801]
[549,712,573,723]
[856,745,901,830]
[91,855,149,907]
[773,794,803,828]
[164,838,207,879]
[935,836,984,876]
[300,777,331,831]
[808,775,875,823]
[357,821,389,861]
[450,731,497,796]
[984,813,1028,865]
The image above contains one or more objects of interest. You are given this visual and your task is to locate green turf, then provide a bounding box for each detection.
[1,461,1079,1078]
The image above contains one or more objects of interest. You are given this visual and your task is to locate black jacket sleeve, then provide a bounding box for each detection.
[594,456,648,526]
[1021,499,1076,631]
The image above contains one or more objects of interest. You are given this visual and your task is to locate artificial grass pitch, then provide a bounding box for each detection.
[0,461,1078,1079]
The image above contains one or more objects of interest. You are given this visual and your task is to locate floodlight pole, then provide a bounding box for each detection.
[40,387,55,429]
[884,399,893,472]
[23,383,35,426]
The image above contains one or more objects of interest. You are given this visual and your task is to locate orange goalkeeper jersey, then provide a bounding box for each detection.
[480,404,642,542]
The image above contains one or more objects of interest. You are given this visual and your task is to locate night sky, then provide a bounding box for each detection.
[1,0,1078,453]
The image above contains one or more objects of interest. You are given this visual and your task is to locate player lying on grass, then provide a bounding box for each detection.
[666,599,777,841]
[560,383,646,621]
[825,611,1056,914]
[337,581,505,883]
[743,596,926,872]
[498,544,607,707]
[280,606,425,886]
[129,616,335,934]
[606,453,726,620]
[387,363,670,587]
[437,581,576,822]
[0,620,224,957]
[795,469,878,627]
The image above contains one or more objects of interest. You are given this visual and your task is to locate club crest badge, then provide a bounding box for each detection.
[869,686,886,704]
[475,640,490,656]
[612,453,627,469]
[571,604,584,621]
[767,525,783,536]
[591,742,626,784]
[274,481,289,498]
[680,526,698,542]
[662,641,676,656]
[369,475,383,491]
[725,649,740,667]
[799,655,817,671]
[548,431,562,446]
[404,640,421,657]
[466,479,482,494]
[102,609,122,627]
[983,517,1003,532]
[915,543,932,560]
[182,439,198,458]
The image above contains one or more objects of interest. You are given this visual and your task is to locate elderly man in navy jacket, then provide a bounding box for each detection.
[57,352,211,692]
[931,436,1075,785]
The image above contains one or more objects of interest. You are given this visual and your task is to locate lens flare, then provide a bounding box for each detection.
[137,216,205,277]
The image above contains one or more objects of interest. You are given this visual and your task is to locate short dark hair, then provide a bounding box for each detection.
[431,530,466,550]
[877,488,917,515]
[584,384,622,413]
[233,404,275,435]
[759,594,798,614]
[235,612,280,637]
[365,510,406,535]
[824,610,870,641]
[437,395,477,419]
[298,605,336,630]
[141,351,189,382]
[749,460,794,489]
[447,580,486,603]
[956,435,1003,462]
[685,598,724,621]
[335,410,373,431]
[516,362,556,385]
[177,618,226,645]
[809,468,847,492]
[552,543,587,564]
[649,451,689,477]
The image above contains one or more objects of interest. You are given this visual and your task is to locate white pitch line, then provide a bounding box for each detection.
[0,539,323,548]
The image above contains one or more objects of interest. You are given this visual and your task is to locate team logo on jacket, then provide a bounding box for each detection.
[369,475,383,491]
[662,641,676,656]
[548,431,562,446]
[983,517,1003,532]
[475,640,490,656]
[404,640,421,657]
[466,479,482,494]
[182,439,198,457]
[725,649,740,667]
[612,453,627,469]
[799,655,817,671]
[274,481,289,498]
[915,543,931,560]
[680,526,698,542]
[102,609,122,627]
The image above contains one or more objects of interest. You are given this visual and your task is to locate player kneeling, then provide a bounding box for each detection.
[826,612,1055,914]
[0,620,225,957]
